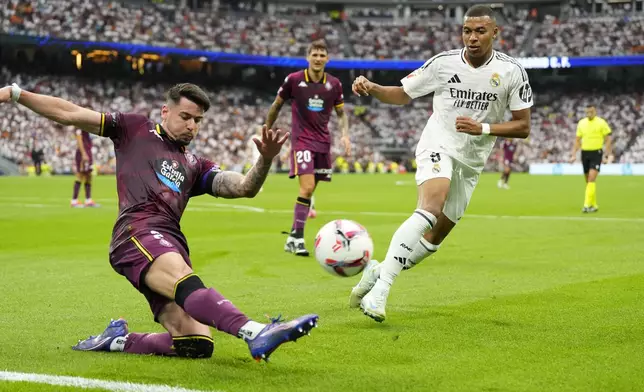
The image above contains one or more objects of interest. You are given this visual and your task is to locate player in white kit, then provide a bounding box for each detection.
[349,5,533,322]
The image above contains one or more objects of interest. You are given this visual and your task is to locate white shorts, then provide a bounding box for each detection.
[415,150,480,223]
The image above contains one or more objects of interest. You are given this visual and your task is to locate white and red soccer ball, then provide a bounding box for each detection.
[314,219,374,277]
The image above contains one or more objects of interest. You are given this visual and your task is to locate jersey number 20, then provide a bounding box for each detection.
[296,150,312,164]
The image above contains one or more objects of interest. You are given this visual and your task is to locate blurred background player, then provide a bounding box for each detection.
[29,133,44,176]
[265,39,351,256]
[569,106,614,213]
[72,129,99,207]
[497,138,517,189]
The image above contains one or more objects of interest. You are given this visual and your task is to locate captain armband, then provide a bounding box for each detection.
[202,167,222,196]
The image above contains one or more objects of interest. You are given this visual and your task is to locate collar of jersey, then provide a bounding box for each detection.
[155,124,185,152]
[304,69,327,84]
[460,48,495,69]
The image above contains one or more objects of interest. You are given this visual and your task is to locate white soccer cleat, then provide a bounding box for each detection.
[497,179,503,189]
[284,236,310,257]
[359,279,389,323]
[349,259,381,308]
[502,183,510,190]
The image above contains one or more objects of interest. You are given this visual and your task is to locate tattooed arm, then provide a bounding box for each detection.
[211,156,272,199]
[210,126,288,199]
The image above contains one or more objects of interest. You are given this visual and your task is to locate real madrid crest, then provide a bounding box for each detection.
[490,73,501,87]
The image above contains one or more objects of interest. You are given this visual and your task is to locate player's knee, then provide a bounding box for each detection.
[174,274,206,307]
[299,186,315,199]
[417,203,442,219]
[173,336,214,359]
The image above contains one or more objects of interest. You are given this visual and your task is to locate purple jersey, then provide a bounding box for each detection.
[501,139,517,161]
[76,129,93,158]
[100,112,219,253]
[278,69,344,153]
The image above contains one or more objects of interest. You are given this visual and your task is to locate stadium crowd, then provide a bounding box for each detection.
[4,0,644,59]
[2,66,643,175]
[532,15,644,56]
[345,8,531,60]
[1,0,345,57]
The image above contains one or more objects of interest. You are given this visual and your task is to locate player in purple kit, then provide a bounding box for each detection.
[71,129,99,207]
[1,82,319,362]
[497,138,516,189]
[265,39,351,256]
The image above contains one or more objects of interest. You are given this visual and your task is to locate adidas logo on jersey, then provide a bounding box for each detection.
[447,74,462,84]
[298,81,308,88]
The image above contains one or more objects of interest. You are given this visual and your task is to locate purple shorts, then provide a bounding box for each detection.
[75,150,93,173]
[288,149,332,182]
[109,230,192,322]
[503,153,514,166]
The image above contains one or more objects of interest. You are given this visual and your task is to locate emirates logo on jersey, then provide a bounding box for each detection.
[155,159,187,193]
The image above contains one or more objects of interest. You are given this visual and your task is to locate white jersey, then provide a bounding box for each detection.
[401,48,533,171]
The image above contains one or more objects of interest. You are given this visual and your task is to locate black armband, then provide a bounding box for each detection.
[202,169,220,196]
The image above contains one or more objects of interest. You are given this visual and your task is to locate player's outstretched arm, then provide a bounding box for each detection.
[456,109,531,139]
[265,96,285,130]
[0,84,102,135]
[211,126,289,199]
[335,106,351,156]
[352,76,411,105]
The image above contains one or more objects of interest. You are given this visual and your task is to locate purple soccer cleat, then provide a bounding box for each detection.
[72,318,128,352]
[247,314,319,362]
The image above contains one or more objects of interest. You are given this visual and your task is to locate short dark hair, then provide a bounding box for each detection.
[165,83,211,112]
[464,5,497,21]
[308,39,328,55]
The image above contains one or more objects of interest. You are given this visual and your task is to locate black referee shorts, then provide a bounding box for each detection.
[581,149,602,174]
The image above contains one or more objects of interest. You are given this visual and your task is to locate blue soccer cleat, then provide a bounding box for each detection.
[247,314,319,362]
[72,318,128,352]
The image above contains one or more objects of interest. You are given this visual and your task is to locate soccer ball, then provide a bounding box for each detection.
[314,219,374,277]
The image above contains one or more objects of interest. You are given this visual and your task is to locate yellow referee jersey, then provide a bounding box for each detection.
[576,117,612,151]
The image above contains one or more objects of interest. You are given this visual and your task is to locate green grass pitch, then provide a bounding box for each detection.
[1,173,643,392]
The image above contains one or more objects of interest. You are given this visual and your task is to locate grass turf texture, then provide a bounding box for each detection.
[1,173,643,392]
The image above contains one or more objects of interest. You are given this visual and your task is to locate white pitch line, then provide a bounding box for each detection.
[2,197,644,223]
[0,370,222,392]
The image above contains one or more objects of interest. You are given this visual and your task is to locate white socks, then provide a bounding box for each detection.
[109,335,126,352]
[405,237,440,270]
[238,320,266,341]
[379,209,437,285]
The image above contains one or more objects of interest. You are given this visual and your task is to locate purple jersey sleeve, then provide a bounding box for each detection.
[277,75,293,101]
[100,112,149,147]
[190,156,221,197]
[334,81,344,108]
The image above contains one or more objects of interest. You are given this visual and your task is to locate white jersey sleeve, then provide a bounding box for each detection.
[508,64,533,111]
[400,55,443,99]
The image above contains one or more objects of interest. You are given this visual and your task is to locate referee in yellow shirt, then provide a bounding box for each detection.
[569,106,614,213]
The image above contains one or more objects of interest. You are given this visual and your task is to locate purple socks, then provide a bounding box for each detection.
[291,197,311,238]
